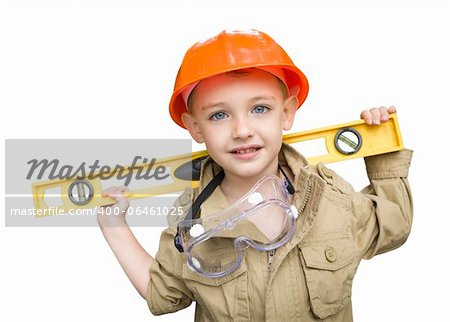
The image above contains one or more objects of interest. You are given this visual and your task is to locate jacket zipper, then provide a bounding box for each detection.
[297,179,312,215]
[267,178,312,271]
[267,249,276,270]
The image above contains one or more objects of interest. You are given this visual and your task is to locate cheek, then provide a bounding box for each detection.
[259,126,283,148]
[258,115,284,133]
[266,122,284,145]
[202,127,227,148]
[201,118,231,135]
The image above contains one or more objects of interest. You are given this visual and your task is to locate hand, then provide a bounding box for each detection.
[97,186,129,227]
[360,106,396,125]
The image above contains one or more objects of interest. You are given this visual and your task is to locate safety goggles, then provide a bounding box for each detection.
[174,170,297,278]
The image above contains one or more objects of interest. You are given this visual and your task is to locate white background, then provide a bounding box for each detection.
[1,1,449,321]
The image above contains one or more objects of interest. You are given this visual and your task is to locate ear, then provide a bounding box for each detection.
[282,95,299,131]
[181,112,205,143]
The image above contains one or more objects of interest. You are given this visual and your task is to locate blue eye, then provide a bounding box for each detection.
[210,111,227,120]
[252,105,269,114]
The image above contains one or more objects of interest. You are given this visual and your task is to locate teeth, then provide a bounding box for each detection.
[235,148,257,154]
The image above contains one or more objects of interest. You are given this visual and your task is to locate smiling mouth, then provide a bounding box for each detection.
[230,146,262,154]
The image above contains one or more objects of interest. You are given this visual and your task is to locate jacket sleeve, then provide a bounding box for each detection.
[351,149,414,259]
[146,227,194,315]
[146,189,195,315]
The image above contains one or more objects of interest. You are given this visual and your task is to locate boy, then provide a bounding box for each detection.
[98,30,413,321]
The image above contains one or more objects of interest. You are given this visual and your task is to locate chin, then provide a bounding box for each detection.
[227,162,275,179]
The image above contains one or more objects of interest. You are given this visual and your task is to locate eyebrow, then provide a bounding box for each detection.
[200,102,228,111]
[249,95,277,103]
[200,96,276,111]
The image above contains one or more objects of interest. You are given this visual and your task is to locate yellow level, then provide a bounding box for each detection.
[32,114,403,214]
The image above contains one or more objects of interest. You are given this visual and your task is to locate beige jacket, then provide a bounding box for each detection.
[147,143,413,321]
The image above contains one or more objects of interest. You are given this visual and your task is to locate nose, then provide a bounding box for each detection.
[231,115,254,139]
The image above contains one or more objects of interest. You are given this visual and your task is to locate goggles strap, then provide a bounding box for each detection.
[187,170,225,221]
[278,164,295,195]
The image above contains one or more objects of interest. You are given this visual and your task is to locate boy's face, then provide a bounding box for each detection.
[182,69,298,180]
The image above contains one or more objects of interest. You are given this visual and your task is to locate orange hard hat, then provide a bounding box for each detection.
[169,29,309,128]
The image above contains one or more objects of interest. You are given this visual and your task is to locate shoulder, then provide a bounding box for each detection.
[308,163,354,195]
[167,186,199,228]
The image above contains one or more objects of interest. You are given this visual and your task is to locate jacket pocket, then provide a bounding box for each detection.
[182,256,249,321]
[299,237,359,319]
[182,256,247,286]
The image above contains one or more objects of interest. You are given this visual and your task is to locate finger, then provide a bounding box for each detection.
[102,186,127,198]
[370,107,381,125]
[111,193,129,211]
[109,190,127,200]
[387,105,397,114]
[115,186,129,199]
[103,190,129,212]
[360,109,373,125]
[102,186,116,197]
[380,106,389,122]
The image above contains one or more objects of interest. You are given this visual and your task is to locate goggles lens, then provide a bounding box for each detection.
[178,175,297,278]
